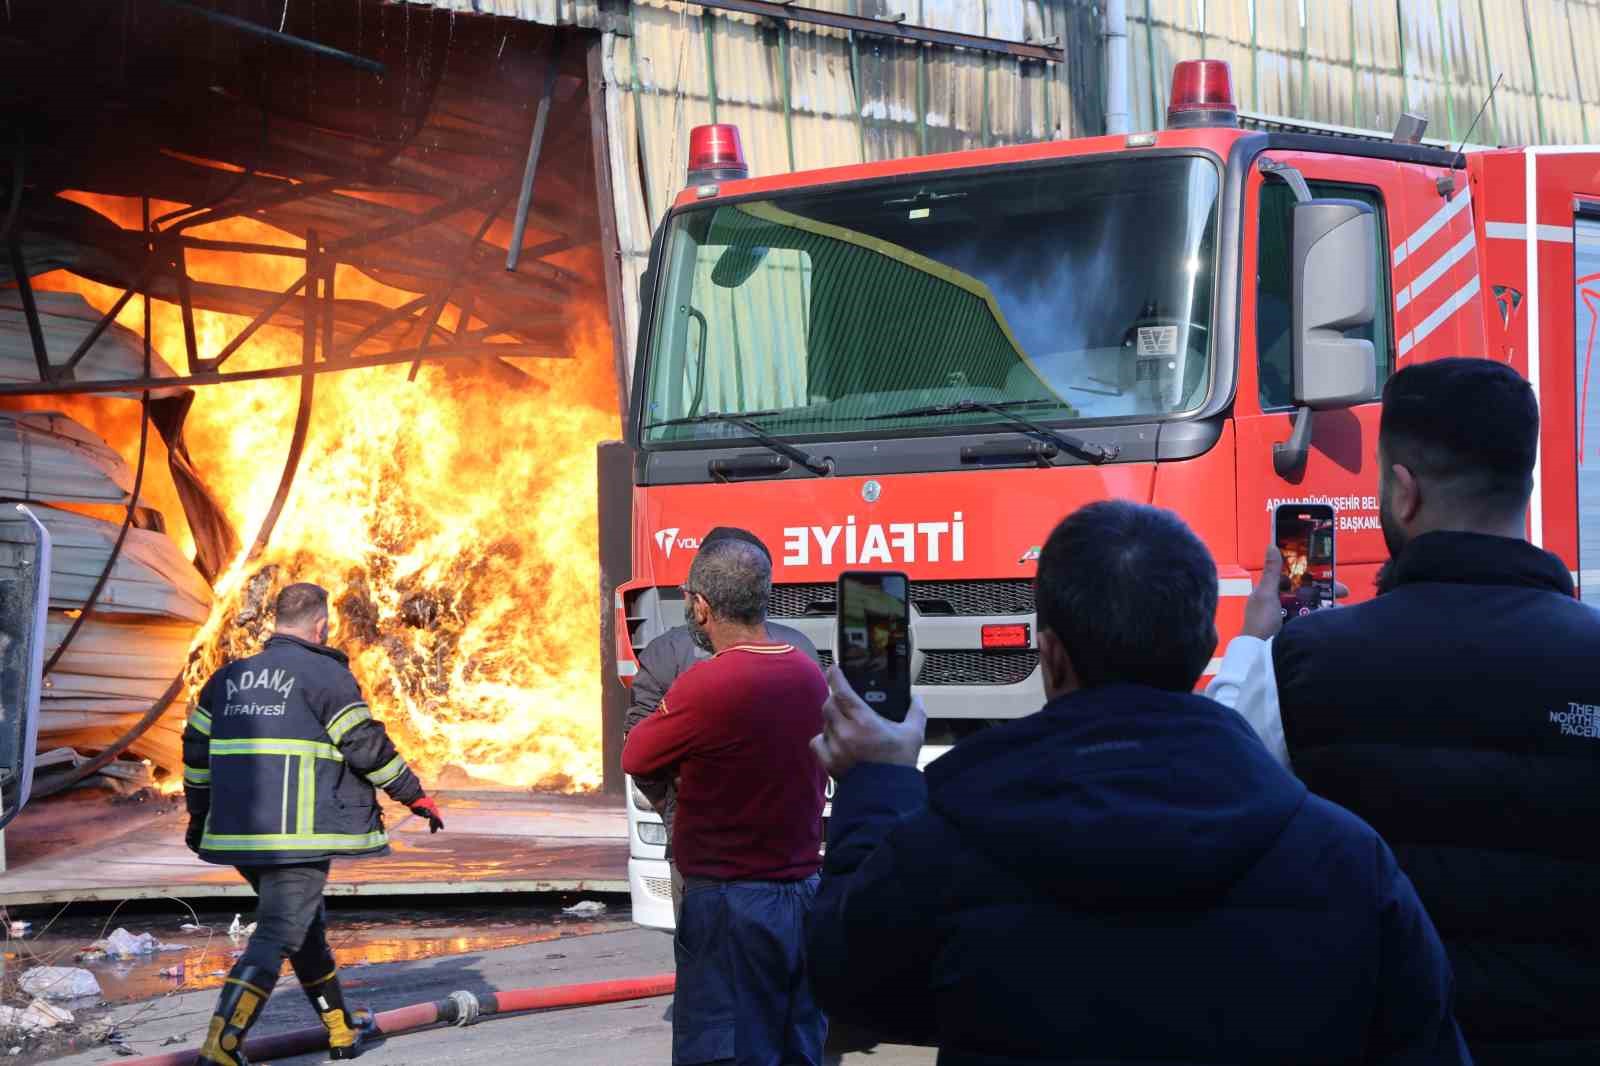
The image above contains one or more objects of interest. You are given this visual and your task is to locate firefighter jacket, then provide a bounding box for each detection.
[182,633,424,866]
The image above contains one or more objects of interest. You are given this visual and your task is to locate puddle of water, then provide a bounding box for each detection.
[2,900,628,1004]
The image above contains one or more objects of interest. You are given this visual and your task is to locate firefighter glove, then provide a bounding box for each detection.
[409,796,445,833]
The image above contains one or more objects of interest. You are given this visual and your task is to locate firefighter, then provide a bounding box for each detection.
[182,582,444,1065]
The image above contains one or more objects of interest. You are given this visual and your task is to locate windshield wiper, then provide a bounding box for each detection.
[643,411,832,477]
[866,399,1119,464]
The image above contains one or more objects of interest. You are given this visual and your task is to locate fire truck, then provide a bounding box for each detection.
[615,57,1600,931]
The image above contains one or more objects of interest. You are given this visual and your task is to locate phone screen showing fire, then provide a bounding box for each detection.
[1276,509,1336,618]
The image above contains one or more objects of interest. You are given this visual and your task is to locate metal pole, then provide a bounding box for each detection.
[157,0,386,75]
[507,44,562,273]
[1104,0,1130,134]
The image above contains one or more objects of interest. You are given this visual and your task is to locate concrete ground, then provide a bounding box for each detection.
[41,925,935,1066]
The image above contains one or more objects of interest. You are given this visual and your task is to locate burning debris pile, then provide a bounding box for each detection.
[176,336,619,792]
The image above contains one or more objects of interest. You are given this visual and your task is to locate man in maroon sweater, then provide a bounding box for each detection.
[622,536,829,1066]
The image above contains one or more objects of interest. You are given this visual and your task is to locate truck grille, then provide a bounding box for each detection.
[815,648,1036,687]
[769,583,839,618]
[918,650,1039,686]
[912,580,1034,616]
[769,580,1034,619]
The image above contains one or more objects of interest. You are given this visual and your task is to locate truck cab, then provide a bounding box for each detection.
[616,58,1599,931]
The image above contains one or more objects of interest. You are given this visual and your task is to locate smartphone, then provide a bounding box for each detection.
[836,570,913,722]
[1272,504,1337,620]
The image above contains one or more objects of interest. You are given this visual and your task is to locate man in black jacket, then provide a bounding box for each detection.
[807,500,1468,1065]
[1209,357,1600,1063]
[623,526,817,919]
[183,583,443,1065]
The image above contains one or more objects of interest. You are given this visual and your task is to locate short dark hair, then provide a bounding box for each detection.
[686,538,770,625]
[1035,501,1218,692]
[701,526,772,562]
[1380,358,1538,517]
[274,583,329,629]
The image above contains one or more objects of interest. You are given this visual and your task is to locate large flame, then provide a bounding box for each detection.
[39,193,619,791]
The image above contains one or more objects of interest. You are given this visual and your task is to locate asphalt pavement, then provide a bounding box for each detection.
[42,925,934,1066]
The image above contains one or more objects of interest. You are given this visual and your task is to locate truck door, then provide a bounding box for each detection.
[1234,152,1407,602]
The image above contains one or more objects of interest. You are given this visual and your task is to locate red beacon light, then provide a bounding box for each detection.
[687,123,749,185]
[1166,59,1238,129]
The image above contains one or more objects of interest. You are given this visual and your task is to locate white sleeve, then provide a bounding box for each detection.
[1204,635,1290,768]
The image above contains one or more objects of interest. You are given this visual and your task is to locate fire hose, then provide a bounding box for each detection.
[115,973,677,1066]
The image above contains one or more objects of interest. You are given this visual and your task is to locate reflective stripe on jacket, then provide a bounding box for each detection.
[182,633,424,866]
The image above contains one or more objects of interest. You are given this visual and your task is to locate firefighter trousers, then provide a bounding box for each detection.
[237,862,336,978]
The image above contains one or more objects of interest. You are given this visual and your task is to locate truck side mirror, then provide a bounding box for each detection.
[1292,198,1379,408]
[1274,198,1381,479]
[1,505,51,832]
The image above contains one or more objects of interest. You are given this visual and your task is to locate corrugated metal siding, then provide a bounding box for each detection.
[1123,1,1596,145]
[397,0,602,25]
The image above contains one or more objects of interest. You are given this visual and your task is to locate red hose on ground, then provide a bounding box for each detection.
[115,973,677,1066]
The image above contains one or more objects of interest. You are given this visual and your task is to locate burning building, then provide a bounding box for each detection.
[1,3,627,795]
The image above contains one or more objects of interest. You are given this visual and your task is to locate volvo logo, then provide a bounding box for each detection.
[861,480,882,503]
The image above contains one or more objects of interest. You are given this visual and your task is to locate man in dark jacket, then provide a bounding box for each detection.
[808,500,1469,1066]
[183,582,444,1065]
[1209,357,1600,1064]
[623,526,817,919]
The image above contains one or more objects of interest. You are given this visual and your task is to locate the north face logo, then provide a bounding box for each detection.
[1551,702,1600,739]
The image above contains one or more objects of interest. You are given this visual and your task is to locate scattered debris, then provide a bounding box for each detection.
[158,964,185,979]
[161,1035,184,1046]
[93,928,186,959]
[561,900,607,917]
[178,922,209,933]
[226,915,256,940]
[18,966,102,1001]
[103,1024,136,1056]
[28,1001,73,1028]
[5,921,30,937]
[74,948,107,963]
[0,999,74,1033]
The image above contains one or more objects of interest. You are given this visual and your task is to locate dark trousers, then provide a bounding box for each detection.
[236,862,338,983]
[673,875,827,1066]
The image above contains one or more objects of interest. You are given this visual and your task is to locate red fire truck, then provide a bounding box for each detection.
[615,58,1600,930]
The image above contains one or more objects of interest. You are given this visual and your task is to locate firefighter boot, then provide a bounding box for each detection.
[196,962,276,1066]
[298,967,368,1059]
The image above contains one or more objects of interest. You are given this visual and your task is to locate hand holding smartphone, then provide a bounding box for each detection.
[1272,504,1337,621]
[835,570,913,722]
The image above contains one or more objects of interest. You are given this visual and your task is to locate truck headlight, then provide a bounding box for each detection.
[637,821,668,845]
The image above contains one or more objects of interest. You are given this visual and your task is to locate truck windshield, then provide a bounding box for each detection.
[641,154,1220,445]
